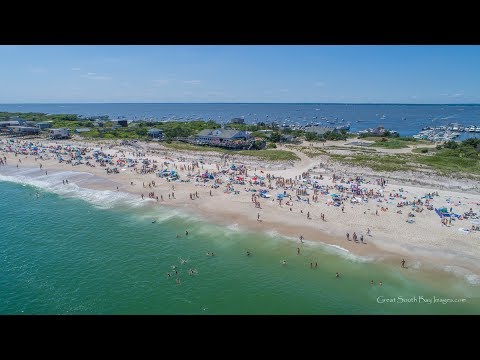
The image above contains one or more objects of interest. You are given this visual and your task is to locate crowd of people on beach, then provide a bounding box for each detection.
[1,136,479,268]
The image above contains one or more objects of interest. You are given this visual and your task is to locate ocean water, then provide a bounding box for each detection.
[1,103,480,139]
[0,169,479,314]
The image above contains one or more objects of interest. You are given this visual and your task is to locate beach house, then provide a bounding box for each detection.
[36,122,52,130]
[50,128,70,139]
[147,128,163,139]
[196,129,251,143]
[7,126,40,136]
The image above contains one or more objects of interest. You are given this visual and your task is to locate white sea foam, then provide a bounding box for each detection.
[442,265,480,286]
[0,171,139,209]
[320,243,374,263]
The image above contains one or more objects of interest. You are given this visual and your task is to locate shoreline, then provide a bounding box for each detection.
[1,137,480,283]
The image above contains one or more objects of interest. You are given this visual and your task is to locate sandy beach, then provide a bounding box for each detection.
[1,136,479,279]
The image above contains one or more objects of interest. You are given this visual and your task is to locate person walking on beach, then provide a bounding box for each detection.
[367,228,371,236]
[299,235,304,243]
[346,232,350,241]
[401,259,406,268]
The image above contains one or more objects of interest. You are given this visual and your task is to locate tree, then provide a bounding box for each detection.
[269,132,282,142]
[305,132,320,141]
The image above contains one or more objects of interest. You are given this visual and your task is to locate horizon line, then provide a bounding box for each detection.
[1,102,480,106]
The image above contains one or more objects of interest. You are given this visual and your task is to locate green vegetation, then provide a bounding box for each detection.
[358,130,399,138]
[162,141,299,161]
[365,136,429,149]
[286,145,327,158]
[327,138,480,176]
[412,147,434,154]
[267,142,277,149]
[369,139,410,149]
[416,138,480,175]
[330,153,413,172]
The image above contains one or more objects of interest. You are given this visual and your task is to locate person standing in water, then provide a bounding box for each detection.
[401,259,406,268]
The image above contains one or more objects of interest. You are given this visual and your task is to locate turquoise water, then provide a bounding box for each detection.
[0,176,479,314]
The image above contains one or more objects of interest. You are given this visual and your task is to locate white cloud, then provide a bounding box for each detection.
[71,67,81,71]
[314,81,325,87]
[279,89,289,92]
[183,91,193,96]
[81,73,112,80]
[183,80,201,85]
[411,95,418,99]
[440,92,464,98]
[152,79,169,86]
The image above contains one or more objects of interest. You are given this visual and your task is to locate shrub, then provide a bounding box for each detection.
[267,142,277,149]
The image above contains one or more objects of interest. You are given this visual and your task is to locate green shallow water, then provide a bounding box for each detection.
[0,179,479,314]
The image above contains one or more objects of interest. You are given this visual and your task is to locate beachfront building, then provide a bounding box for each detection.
[36,122,52,130]
[111,120,128,127]
[0,120,21,128]
[50,128,70,139]
[189,128,259,149]
[6,126,40,136]
[147,128,163,139]
[196,129,251,142]
[75,128,92,134]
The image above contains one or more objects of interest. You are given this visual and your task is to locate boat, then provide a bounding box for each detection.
[335,123,351,131]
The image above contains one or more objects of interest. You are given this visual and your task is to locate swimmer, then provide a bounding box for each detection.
[336,272,340,278]
[379,281,383,286]
[281,259,287,265]
[246,251,251,256]
[370,280,374,285]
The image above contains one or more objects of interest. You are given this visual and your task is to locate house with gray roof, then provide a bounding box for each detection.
[196,129,250,142]
[148,128,163,139]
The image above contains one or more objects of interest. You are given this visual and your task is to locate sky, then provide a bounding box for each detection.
[0,45,479,104]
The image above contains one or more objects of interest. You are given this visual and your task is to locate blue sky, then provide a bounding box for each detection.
[0,45,479,103]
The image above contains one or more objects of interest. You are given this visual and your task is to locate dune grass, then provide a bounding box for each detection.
[162,141,299,161]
